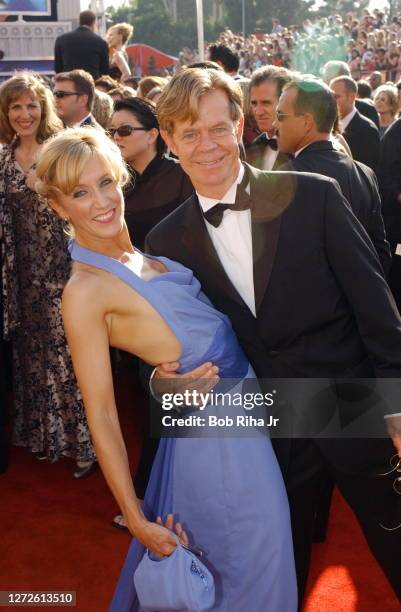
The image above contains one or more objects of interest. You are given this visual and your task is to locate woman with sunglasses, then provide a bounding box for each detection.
[109,98,193,251]
[0,72,96,475]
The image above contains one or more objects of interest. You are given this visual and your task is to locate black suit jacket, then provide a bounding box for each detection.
[246,133,289,170]
[377,117,401,246]
[343,109,380,172]
[54,26,109,80]
[80,114,103,130]
[355,98,380,129]
[146,163,401,472]
[283,140,391,275]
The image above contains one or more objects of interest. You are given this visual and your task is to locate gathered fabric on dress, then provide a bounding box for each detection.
[0,144,95,462]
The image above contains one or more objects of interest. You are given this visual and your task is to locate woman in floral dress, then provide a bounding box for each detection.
[0,72,96,475]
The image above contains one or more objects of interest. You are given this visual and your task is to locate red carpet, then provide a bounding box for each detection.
[1,373,400,611]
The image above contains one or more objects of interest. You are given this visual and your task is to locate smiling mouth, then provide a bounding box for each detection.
[93,208,116,223]
[196,156,225,166]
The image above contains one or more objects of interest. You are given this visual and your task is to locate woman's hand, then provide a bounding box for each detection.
[133,514,189,557]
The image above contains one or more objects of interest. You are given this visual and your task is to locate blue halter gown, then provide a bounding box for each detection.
[70,241,297,612]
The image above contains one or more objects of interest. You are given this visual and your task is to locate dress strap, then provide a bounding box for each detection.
[69,240,144,292]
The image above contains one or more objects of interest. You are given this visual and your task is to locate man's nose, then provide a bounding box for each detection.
[198,131,218,149]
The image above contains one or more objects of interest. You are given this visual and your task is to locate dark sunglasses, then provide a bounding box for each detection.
[53,91,85,99]
[108,124,148,138]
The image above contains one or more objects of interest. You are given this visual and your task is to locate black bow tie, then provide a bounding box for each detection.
[258,133,278,150]
[202,169,251,228]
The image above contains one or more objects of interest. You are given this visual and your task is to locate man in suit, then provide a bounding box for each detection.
[322,60,380,128]
[246,65,292,170]
[330,75,380,171]
[53,70,102,129]
[377,116,401,313]
[277,76,391,274]
[146,68,401,605]
[54,10,109,81]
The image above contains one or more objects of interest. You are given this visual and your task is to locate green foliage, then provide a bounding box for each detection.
[106,0,223,56]
[312,0,369,19]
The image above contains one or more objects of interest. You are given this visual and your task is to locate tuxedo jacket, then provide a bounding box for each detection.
[355,98,380,129]
[245,134,289,170]
[80,114,103,130]
[146,163,401,471]
[377,117,401,246]
[343,109,380,172]
[283,140,391,275]
[54,26,109,80]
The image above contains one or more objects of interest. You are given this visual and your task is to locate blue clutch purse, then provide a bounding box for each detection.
[134,540,215,611]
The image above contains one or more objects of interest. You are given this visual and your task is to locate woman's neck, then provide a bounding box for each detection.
[379,111,395,127]
[75,225,135,259]
[17,135,40,153]
[129,149,157,176]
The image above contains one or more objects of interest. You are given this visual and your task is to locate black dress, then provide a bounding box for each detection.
[124,155,193,251]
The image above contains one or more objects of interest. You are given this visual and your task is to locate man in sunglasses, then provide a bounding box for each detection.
[53,69,101,130]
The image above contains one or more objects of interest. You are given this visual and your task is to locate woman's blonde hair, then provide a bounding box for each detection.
[35,127,129,201]
[156,68,243,134]
[0,71,63,144]
[107,22,134,46]
[92,90,114,129]
[374,84,399,115]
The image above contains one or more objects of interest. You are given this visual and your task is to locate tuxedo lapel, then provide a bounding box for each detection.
[246,164,296,311]
[180,194,247,308]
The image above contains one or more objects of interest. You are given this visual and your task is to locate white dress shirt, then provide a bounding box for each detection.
[197,163,256,316]
[338,108,357,133]
[260,137,279,170]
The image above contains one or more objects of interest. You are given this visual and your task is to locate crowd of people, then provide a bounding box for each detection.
[178,8,401,82]
[1,6,401,612]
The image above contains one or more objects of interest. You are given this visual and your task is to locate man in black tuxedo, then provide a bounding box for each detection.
[278,77,391,275]
[321,60,380,128]
[53,70,102,130]
[54,10,109,81]
[145,68,401,606]
[246,65,292,170]
[377,116,401,313]
[330,76,380,171]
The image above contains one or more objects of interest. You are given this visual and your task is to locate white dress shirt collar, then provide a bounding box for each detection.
[339,107,357,133]
[294,144,310,158]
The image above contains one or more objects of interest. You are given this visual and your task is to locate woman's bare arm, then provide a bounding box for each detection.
[62,274,178,555]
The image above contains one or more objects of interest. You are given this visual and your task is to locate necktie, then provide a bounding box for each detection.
[202,169,251,228]
[258,133,278,150]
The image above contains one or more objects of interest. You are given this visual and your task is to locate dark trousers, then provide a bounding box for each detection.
[284,439,401,608]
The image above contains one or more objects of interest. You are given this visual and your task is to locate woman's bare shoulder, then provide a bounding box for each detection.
[62,266,108,316]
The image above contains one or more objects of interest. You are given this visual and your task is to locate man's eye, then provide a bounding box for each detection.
[212,127,227,134]
[183,133,196,141]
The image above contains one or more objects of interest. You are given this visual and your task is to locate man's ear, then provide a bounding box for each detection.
[235,115,245,143]
[303,112,315,132]
[160,129,177,156]
[80,94,89,110]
